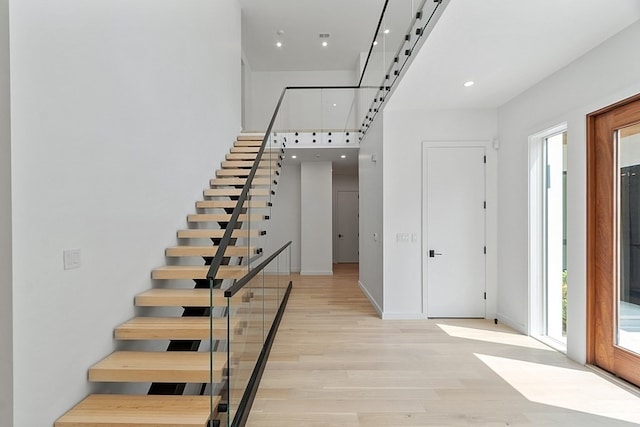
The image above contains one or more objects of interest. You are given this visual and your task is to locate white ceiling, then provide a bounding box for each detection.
[240,0,640,172]
[240,0,385,72]
[387,0,640,110]
[284,146,359,175]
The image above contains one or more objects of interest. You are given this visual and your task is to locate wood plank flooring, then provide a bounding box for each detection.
[247,264,640,426]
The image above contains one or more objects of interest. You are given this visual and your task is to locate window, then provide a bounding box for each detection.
[529,125,567,349]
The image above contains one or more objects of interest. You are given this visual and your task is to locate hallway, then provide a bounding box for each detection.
[247,264,640,426]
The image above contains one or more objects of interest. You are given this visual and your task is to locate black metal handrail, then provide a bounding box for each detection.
[205,86,287,281]
[224,241,292,298]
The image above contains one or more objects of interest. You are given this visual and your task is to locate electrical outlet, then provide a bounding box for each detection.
[64,249,81,270]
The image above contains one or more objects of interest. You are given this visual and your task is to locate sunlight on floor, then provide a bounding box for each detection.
[476,353,640,424]
[437,323,554,351]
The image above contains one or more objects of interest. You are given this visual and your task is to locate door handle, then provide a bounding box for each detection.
[429,250,443,258]
[338,234,344,238]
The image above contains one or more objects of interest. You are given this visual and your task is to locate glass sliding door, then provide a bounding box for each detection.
[617,123,640,355]
[588,94,640,387]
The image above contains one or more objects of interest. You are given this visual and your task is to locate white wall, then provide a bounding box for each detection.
[333,173,359,263]
[241,51,253,131]
[264,163,301,272]
[9,1,241,424]
[359,115,384,314]
[0,0,11,424]
[497,20,640,363]
[381,108,498,318]
[301,162,333,275]
[248,70,357,131]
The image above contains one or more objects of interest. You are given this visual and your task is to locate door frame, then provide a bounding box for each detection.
[587,93,640,386]
[421,140,497,319]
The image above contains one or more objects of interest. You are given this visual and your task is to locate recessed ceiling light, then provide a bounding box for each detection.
[464,81,475,87]
[333,103,337,107]
[383,29,390,34]
[276,42,282,48]
[322,41,328,47]
[341,155,346,159]
[291,155,297,159]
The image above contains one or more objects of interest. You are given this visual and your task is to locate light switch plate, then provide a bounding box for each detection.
[64,249,81,270]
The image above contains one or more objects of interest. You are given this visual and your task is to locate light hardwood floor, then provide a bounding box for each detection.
[247,264,640,426]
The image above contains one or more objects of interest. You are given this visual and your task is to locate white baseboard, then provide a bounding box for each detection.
[358,280,383,318]
[382,312,428,320]
[300,270,333,276]
[496,313,527,334]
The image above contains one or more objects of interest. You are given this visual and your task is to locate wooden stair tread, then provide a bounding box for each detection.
[135,288,248,307]
[115,317,241,340]
[204,188,270,197]
[136,288,223,307]
[214,170,274,178]
[234,140,262,147]
[55,394,218,427]
[187,214,266,223]
[226,153,280,160]
[152,265,248,280]
[237,134,265,141]
[230,147,281,154]
[221,161,278,168]
[176,228,264,239]
[196,200,269,209]
[88,351,227,383]
[230,146,260,153]
[165,245,258,257]
[209,177,273,187]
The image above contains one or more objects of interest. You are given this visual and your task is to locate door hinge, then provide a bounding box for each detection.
[483,155,486,164]
[484,292,487,300]
[483,246,486,254]
[483,201,486,209]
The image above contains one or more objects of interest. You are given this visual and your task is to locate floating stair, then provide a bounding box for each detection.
[230,146,259,153]
[196,200,270,209]
[135,288,249,308]
[234,140,262,147]
[186,214,267,223]
[226,152,281,160]
[151,265,247,280]
[237,134,264,141]
[114,317,242,340]
[176,228,264,239]
[136,288,223,307]
[210,178,273,187]
[88,351,226,383]
[215,169,274,178]
[55,394,218,427]
[164,245,258,257]
[221,160,278,169]
[56,133,278,426]
[204,188,270,197]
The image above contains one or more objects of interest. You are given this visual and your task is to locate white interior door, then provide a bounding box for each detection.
[337,191,359,263]
[425,146,486,317]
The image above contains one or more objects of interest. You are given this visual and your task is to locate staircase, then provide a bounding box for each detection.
[55,134,282,427]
